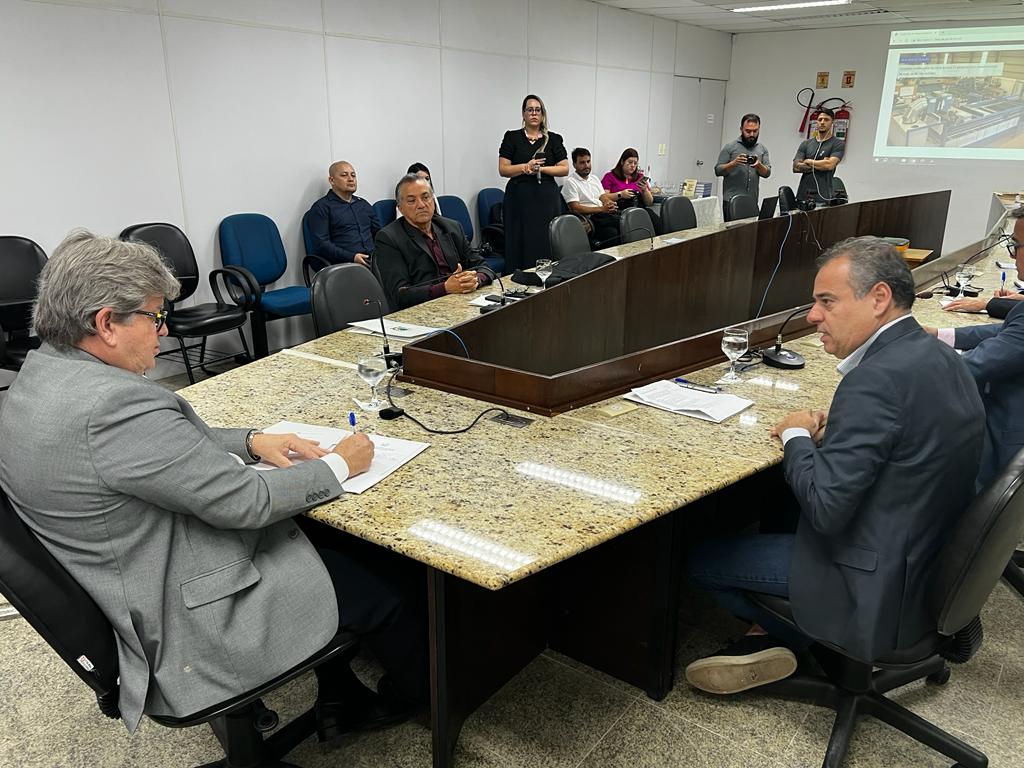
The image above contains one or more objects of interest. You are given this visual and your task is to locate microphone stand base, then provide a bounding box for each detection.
[762,348,806,370]
[384,352,403,369]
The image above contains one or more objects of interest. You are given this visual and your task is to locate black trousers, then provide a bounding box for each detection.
[300,518,430,706]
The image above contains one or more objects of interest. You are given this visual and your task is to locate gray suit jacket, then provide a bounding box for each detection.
[0,345,343,732]
[955,300,1024,488]
[784,319,984,662]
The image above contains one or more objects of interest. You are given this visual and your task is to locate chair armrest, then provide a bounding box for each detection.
[302,254,332,287]
[216,266,262,310]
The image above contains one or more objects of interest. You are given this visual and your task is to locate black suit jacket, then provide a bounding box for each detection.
[784,318,985,662]
[374,216,485,310]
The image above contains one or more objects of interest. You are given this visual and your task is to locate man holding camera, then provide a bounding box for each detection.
[716,113,772,214]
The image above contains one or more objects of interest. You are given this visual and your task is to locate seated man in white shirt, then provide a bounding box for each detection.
[561,147,619,248]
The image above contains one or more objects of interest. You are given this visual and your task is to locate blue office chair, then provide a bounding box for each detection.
[476,188,506,275]
[477,188,504,231]
[373,199,397,227]
[300,210,332,284]
[218,213,313,358]
[437,195,474,244]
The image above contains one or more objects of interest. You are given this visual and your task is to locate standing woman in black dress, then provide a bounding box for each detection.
[498,95,569,271]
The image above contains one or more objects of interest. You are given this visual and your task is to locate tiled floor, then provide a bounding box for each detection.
[1,580,1021,768]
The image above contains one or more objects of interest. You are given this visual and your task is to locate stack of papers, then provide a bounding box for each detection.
[624,380,753,424]
[255,420,429,494]
[995,260,1017,271]
[347,319,440,338]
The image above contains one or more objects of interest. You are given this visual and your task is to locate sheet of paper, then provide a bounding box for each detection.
[995,260,1017,270]
[938,297,985,313]
[624,380,753,424]
[347,319,440,339]
[661,237,685,245]
[254,420,429,494]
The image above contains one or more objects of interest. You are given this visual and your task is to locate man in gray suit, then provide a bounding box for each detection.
[0,231,425,738]
[927,206,1024,489]
[685,237,984,695]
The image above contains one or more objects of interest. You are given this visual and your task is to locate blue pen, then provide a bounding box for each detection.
[348,411,358,433]
[1002,271,1007,294]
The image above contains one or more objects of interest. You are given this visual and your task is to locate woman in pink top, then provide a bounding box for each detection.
[601,148,654,208]
[601,147,660,232]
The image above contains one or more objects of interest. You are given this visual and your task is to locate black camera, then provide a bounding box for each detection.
[746,155,758,165]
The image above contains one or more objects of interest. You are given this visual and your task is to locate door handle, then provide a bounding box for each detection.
[696,160,704,166]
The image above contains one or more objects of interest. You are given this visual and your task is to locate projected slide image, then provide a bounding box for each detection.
[874,27,1024,161]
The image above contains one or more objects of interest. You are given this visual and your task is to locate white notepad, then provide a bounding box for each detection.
[346,319,440,338]
[624,380,753,424]
[253,420,429,494]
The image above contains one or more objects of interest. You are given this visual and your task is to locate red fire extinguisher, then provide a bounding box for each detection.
[833,104,851,142]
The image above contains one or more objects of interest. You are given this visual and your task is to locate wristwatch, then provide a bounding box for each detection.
[245,429,263,462]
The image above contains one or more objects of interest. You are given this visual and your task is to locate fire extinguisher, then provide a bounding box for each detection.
[833,103,851,142]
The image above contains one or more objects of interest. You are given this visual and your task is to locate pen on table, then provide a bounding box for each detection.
[674,378,721,394]
[348,411,358,433]
[1002,271,1006,293]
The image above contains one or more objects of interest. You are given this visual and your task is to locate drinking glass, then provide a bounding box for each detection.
[719,327,749,384]
[535,259,553,290]
[355,354,388,411]
[954,264,971,297]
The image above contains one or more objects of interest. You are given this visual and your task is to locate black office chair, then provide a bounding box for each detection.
[724,194,759,222]
[778,185,798,215]
[549,215,591,262]
[1004,549,1024,598]
[0,235,47,369]
[743,448,1024,768]
[0,486,359,768]
[660,196,697,233]
[0,329,16,391]
[309,263,389,338]
[832,177,849,204]
[120,223,254,385]
[620,208,655,244]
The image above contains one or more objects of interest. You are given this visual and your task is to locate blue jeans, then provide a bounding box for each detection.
[687,533,809,649]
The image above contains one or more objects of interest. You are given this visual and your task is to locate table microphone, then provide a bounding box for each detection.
[475,265,508,314]
[362,298,403,369]
[762,306,809,370]
[629,225,655,251]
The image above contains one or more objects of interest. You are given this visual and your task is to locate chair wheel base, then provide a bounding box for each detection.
[926,667,951,686]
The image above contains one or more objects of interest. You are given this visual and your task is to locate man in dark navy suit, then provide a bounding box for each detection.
[686,236,984,695]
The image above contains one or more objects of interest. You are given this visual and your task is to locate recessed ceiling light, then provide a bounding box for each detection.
[732,0,851,12]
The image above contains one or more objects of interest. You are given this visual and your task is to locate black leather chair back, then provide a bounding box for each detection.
[661,196,697,232]
[0,236,47,333]
[0,488,121,716]
[549,215,590,262]
[310,263,388,338]
[778,186,798,215]
[929,447,1024,635]
[620,208,654,244]
[120,223,199,302]
[724,194,759,222]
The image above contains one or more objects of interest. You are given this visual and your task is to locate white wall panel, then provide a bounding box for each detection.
[528,60,596,157]
[645,71,673,186]
[441,49,527,235]
[652,20,676,73]
[45,0,157,10]
[594,67,651,177]
[327,38,443,204]
[0,0,181,252]
[527,0,597,65]
[324,0,439,45]
[162,15,330,344]
[597,5,653,71]
[162,0,323,31]
[441,0,526,57]
[676,21,731,80]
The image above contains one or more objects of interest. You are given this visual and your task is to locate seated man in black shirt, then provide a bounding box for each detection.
[307,161,380,267]
[374,175,491,310]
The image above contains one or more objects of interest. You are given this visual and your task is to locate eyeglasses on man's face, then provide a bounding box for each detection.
[1007,239,1022,259]
[133,309,169,330]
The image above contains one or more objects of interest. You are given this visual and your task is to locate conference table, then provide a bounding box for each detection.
[178,204,998,768]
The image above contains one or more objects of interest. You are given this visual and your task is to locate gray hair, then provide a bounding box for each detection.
[394,173,428,203]
[817,236,915,310]
[33,229,180,351]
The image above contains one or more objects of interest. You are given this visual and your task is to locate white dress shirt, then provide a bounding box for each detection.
[562,170,606,208]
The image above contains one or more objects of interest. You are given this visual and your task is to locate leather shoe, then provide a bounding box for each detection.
[316,677,418,743]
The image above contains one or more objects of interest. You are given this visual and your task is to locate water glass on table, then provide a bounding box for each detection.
[355,354,388,411]
[535,259,553,291]
[719,326,748,384]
